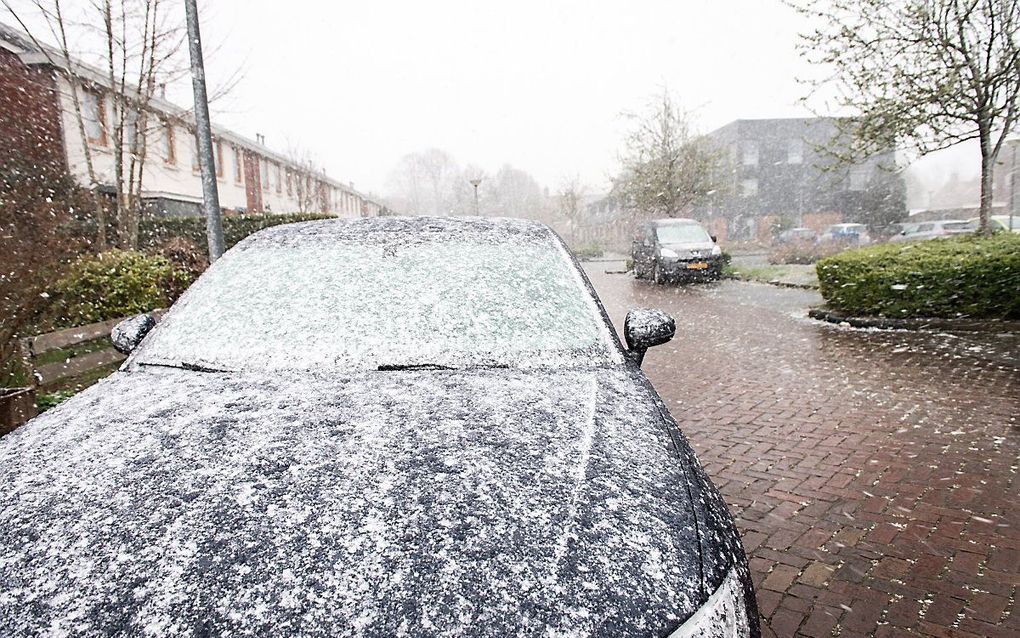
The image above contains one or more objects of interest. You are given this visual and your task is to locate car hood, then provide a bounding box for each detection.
[0,366,705,637]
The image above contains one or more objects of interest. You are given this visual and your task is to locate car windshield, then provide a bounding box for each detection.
[135,230,620,372]
[655,224,711,244]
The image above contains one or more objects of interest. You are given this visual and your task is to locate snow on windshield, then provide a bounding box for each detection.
[136,231,619,371]
[655,224,711,244]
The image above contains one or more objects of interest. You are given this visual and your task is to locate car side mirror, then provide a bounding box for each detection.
[710,234,718,243]
[111,313,156,355]
[624,308,676,366]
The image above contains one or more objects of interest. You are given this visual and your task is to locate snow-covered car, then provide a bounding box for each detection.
[631,218,724,284]
[889,219,972,242]
[0,217,759,637]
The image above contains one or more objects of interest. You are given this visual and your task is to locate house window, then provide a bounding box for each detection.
[124,110,139,150]
[740,178,758,197]
[275,163,282,193]
[742,141,758,166]
[286,170,292,195]
[260,159,269,191]
[215,140,224,178]
[82,90,106,146]
[162,121,176,165]
[787,139,803,164]
[191,134,200,172]
[232,146,243,183]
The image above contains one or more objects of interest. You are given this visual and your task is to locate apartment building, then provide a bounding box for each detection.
[700,118,906,241]
[0,22,387,219]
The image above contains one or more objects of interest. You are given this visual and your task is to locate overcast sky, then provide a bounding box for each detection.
[194,0,829,196]
[11,0,982,197]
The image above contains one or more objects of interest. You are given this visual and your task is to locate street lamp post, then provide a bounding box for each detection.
[469,178,482,216]
[185,0,224,261]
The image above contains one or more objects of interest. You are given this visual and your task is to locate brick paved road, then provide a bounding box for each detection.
[585,265,1020,638]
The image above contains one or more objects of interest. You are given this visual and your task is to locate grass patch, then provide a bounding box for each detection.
[728,264,819,287]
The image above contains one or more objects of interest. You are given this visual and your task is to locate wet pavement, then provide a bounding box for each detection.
[584,264,1020,638]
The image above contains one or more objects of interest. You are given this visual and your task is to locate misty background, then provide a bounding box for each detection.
[13,0,985,209]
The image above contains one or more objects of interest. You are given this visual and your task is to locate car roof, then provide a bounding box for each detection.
[651,218,700,225]
[245,216,553,243]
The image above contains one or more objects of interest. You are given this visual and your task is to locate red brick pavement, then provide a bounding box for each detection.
[587,271,1020,638]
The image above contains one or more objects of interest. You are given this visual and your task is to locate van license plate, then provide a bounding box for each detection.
[687,262,709,270]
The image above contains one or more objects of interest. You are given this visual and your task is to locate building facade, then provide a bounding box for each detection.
[0,23,388,220]
[700,118,906,241]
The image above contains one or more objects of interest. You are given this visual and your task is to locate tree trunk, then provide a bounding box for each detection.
[978,139,994,236]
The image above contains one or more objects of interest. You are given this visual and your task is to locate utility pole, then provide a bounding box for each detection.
[185,0,224,261]
[469,178,482,216]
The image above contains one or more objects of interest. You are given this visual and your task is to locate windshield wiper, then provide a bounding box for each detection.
[377,363,457,371]
[137,360,235,373]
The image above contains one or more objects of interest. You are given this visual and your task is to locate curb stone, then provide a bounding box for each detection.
[808,307,1020,333]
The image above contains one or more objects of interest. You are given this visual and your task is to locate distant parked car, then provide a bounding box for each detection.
[889,219,971,243]
[966,215,1020,233]
[818,223,871,245]
[879,222,919,241]
[777,227,817,244]
[631,218,724,284]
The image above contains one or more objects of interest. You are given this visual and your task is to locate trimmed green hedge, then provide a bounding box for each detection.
[32,251,194,332]
[139,212,335,255]
[816,234,1020,319]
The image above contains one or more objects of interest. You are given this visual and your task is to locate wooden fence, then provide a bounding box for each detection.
[21,311,164,390]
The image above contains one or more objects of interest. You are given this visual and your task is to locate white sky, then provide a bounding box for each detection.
[9,0,985,197]
[194,0,827,195]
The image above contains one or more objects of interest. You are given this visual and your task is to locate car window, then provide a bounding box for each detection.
[918,223,934,231]
[942,221,970,231]
[135,232,621,371]
[655,224,712,243]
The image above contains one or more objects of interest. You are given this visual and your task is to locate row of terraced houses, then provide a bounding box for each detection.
[0,22,388,220]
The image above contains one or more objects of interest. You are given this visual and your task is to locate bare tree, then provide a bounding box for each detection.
[385,152,426,214]
[417,148,456,216]
[556,175,587,241]
[4,0,110,248]
[284,144,323,214]
[5,0,242,247]
[615,90,724,217]
[386,149,459,215]
[789,0,1020,233]
[488,164,546,219]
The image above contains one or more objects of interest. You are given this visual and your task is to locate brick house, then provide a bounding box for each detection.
[0,22,388,219]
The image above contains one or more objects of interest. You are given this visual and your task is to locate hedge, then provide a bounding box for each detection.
[816,234,1020,319]
[139,212,335,255]
[32,251,194,332]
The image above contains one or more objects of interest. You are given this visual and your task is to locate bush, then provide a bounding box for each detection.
[816,234,1020,319]
[32,251,195,332]
[572,244,605,260]
[154,236,209,279]
[139,212,335,256]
